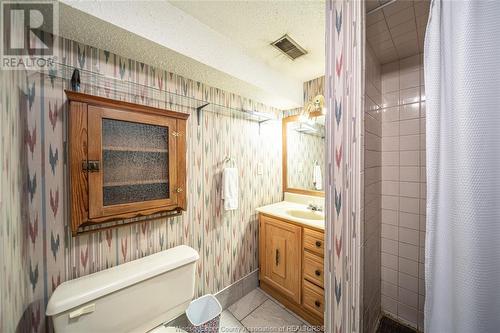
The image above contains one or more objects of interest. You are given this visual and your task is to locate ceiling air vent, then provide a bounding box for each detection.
[271,34,307,60]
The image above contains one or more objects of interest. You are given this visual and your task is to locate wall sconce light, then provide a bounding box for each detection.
[299,94,325,121]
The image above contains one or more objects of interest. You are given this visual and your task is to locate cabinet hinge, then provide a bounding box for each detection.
[172,131,181,137]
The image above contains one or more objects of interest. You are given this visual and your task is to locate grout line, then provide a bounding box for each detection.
[236,290,269,323]
[256,288,312,327]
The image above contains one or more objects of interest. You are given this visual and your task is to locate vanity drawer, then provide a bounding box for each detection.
[303,280,324,318]
[303,228,324,257]
[303,252,324,288]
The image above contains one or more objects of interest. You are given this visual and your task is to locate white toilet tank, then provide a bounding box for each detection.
[46,245,199,333]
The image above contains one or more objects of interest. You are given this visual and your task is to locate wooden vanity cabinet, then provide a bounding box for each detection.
[259,215,302,303]
[259,213,325,326]
[67,91,189,235]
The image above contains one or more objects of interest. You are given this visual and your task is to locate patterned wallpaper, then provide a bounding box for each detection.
[326,1,363,332]
[0,36,283,333]
[0,66,30,332]
[304,76,325,105]
[286,123,325,190]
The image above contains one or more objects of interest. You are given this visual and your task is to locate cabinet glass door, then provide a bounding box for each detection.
[102,118,169,205]
[88,106,178,218]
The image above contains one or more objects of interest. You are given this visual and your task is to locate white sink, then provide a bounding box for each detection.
[286,209,324,221]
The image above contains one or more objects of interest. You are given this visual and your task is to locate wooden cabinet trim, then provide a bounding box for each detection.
[67,91,188,235]
[259,215,302,304]
[303,228,325,257]
[303,251,324,288]
[69,102,89,235]
[65,90,189,120]
[302,279,325,319]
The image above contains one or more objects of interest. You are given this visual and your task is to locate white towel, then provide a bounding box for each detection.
[222,167,239,211]
[313,164,322,190]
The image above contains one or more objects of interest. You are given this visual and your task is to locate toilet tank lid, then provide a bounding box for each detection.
[46,245,199,316]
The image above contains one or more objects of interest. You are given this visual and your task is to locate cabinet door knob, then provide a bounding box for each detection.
[176,188,183,193]
[315,300,321,308]
[315,270,321,277]
[315,241,322,247]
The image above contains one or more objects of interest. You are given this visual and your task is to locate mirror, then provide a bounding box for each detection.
[283,111,325,197]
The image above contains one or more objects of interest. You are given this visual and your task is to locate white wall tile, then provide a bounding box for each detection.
[382,121,400,137]
[382,280,398,299]
[400,197,420,214]
[383,209,399,226]
[399,119,420,135]
[399,70,420,90]
[382,72,400,93]
[382,151,400,166]
[379,57,427,323]
[400,135,420,150]
[399,212,420,230]
[382,252,399,270]
[382,136,400,151]
[398,287,418,309]
[399,257,418,277]
[399,272,418,293]
[398,303,418,327]
[399,243,419,261]
[400,103,420,120]
[400,87,420,105]
[382,166,400,181]
[382,223,399,241]
[400,166,420,182]
[382,295,398,316]
[399,228,419,246]
[382,181,399,196]
[382,238,399,255]
[382,91,400,108]
[382,195,399,210]
[382,267,399,285]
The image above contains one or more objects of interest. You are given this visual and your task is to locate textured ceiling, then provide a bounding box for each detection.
[366,0,430,64]
[169,0,326,83]
[59,0,320,109]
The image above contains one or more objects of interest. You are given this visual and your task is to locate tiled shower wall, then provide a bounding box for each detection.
[0,36,283,333]
[379,54,426,330]
[362,45,382,333]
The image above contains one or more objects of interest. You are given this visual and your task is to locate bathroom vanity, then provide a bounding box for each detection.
[257,112,326,325]
[257,195,325,326]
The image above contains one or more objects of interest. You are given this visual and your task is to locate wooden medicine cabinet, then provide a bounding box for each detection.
[67,91,189,235]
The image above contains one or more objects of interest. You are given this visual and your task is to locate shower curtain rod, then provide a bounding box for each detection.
[366,0,398,15]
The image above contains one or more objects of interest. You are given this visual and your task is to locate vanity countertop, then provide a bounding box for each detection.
[256,200,325,231]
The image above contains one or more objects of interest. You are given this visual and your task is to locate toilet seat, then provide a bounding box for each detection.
[148,326,187,333]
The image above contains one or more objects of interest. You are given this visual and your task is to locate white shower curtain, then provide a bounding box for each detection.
[425,1,500,332]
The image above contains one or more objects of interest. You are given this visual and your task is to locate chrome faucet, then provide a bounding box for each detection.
[307,203,323,212]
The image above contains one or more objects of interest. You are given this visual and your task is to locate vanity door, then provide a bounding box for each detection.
[87,105,180,219]
[259,215,302,304]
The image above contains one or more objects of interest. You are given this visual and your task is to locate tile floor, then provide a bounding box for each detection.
[168,287,316,333]
[220,288,314,332]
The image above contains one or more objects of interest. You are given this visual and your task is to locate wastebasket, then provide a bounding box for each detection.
[185,294,222,333]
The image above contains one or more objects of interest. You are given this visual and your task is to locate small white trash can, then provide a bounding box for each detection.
[185,294,222,333]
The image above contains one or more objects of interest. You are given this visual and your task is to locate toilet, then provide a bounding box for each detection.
[46,245,199,333]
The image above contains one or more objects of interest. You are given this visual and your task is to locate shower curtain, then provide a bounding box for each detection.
[425,1,500,332]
